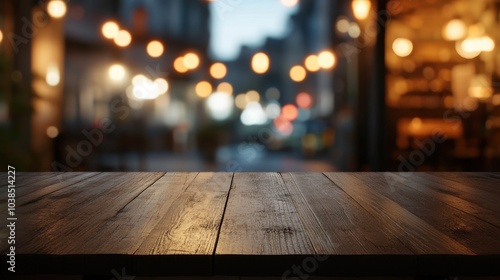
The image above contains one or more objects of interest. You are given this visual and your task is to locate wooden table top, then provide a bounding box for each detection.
[1,172,500,277]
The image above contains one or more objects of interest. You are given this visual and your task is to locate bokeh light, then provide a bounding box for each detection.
[318,50,336,69]
[304,55,320,72]
[101,21,119,39]
[348,22,361,38]
[282,104,299,121]
[46,126,59,138]
[147,40,164,58]
[455,40,480,59]
[246,90,260,102]
[336,18,350,33]
[235,93,248,110]
[47,0,67,18]
[217,82,233,95]
[131,75,163,100]
[289,65,306,82]
[195,81,212,98]
[108,64,126,81]
[280,0,299,7]
[46,64,60,86]
[442,19,466,41]
[174,56,188,73]
[183,53,200,70]
[274,117,294,136]
[154,78,169,94]
[296,92,313,109]
[206,92,234,121]
[241,102,267,126]
[392,38,413,57]
[352,0,371,20]
[114,30,132,47]
[210,62,227,79]
[251,52,270,74]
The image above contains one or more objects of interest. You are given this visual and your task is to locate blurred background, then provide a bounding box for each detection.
[0,0,499,172]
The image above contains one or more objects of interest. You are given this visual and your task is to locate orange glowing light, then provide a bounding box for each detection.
[147,40,164,58]
[251,52,270,74]
[304,55,320,72]
[195,81,212,98]
[174,56,188,73]
[183,53,200,70]
[101,21,119,39]
[282,104,299,121]
[296,92,313,109]
[289,65,306,82]
[210,63,227,79]
[114,30,132,47]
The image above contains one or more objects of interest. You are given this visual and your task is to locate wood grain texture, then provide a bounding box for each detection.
[281,173,415,276]
[2,172,500,277]
[6,172,165,274]
[133,172,233,275]
[215,172,316,275]
[323,173,473,255]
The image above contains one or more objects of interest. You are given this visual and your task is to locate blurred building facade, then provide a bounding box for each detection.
[1,0,499,172]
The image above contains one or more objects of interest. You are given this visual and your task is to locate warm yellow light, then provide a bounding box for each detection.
[392,38,413,57]
[251,52,270,74]
[336,18,350,33]
[0,30,4,44]
[246,90,260,102]
[304,55,320,72]
[217,82,233,95]
[174,57,188,73]
[114,30,132,47]
[102,21,119,39]
[108,64,126,81]
[469,75,493,99]
[442,19,466,41]
[455,40,480,59]
[352,0,371,20]
[289,65,306,82]
[154,78,169,94]
[46,64,60,86]
[195,81,212,98]
[183,53,200,70]
[480,36,495,52]
[318,51,336,69]
[47,0,67,18]
[235,94,248,109]
[146,40,164,58]
[411,117,422,129]
[280,0,298,7]
[461,36,495,53]
[348,23,361,38]
[46,126,59,138]
[210,63,227,79]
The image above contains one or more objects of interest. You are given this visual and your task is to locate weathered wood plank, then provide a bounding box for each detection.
[281,173,415,276]
[399,173,500,215]
[345,173,500,254]
[215,172,316,276]
[387,172,500,230]
[323,173,473,255]
[428,172,500,195]
[133,172,233,276]
[8,172,165,274]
